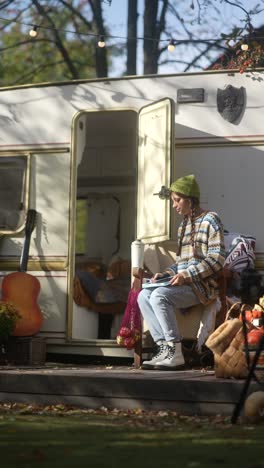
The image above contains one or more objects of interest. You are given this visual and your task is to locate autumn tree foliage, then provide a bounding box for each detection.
[0,0,262,85]
[209,26,264,74]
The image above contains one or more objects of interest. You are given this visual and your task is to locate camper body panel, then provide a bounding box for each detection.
[0,70,263,357]
[0,72,262,148]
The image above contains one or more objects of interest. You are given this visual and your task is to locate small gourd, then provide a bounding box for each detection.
[244,391,264,423]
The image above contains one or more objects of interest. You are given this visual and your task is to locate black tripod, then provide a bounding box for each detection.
[231,314,264,424]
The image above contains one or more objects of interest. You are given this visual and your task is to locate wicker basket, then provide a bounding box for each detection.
[206,319,248,378]
[206,303,254,379]
[215,327,248,378]
[206,318,242,355]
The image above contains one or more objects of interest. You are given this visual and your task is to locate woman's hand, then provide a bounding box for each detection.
[151,272,166,283]
[169,273,185,286]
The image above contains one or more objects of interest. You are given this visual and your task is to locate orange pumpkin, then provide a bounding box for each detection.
[240,310,253,322]
[247,328,264,346]
[252,310,263,319]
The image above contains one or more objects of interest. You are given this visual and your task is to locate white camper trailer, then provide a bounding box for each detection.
[0,69,263,358]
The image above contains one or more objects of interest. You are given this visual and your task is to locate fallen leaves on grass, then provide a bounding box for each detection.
[0,402,234,428]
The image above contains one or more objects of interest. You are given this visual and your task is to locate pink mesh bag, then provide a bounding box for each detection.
[116,289,142,350]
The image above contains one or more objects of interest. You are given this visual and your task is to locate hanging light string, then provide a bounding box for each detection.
[0,15,256,51]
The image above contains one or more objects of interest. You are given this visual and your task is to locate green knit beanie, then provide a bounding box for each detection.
[170,174,200,199]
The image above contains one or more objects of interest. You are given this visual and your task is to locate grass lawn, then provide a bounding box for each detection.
[0,405,263,468]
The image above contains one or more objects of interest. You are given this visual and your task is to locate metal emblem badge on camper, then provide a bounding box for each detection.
[217,84,245,123]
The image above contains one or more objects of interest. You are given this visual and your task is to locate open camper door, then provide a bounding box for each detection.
[136,98,175,243]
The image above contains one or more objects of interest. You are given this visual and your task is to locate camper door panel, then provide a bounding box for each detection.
[32,152,71,258]
[37,273,68,332]
[137,98,174,243]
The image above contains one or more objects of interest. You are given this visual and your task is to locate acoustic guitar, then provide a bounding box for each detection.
[2,209,43,336]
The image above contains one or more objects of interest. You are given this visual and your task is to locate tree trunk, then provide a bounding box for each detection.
[126,0,138,75]
[89,0,108,78]
[143,0,168,75]
[143,0,159,74]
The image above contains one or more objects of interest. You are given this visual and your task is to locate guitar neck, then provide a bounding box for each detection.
[20,238,30,272]
[20,209,37,273]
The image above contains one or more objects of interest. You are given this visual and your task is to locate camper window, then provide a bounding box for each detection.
[0,155,28,233]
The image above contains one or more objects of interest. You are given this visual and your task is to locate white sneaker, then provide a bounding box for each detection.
[154,342,185,370]
[142,341,168,369]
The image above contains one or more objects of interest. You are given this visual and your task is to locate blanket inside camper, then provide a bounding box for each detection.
[73,259,131,314]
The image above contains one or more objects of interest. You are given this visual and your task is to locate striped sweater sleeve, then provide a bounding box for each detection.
[165,212,225,283]
[180,213,225,282]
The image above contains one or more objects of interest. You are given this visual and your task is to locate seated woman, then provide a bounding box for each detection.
[137,174,226,370]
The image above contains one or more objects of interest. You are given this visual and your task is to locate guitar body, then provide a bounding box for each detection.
[2,272,43,336]
[1,209,43,337]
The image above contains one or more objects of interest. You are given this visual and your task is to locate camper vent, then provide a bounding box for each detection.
[177,88,205,103]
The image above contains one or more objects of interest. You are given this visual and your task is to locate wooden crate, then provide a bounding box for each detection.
[0,336,46,365]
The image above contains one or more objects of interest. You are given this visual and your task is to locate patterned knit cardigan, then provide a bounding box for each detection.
[165,211,226,305]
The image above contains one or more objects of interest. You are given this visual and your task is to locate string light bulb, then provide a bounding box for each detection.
[29,25,38,37]
[241,43,249,51]
[168,38,176,52]
[98,35,105,48]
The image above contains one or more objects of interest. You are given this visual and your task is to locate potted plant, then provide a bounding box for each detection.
[0,302,21,358]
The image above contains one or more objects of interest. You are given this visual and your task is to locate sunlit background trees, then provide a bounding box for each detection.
[0,0,263,85]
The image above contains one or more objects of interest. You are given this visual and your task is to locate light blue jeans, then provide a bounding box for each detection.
[137,285,200,343]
